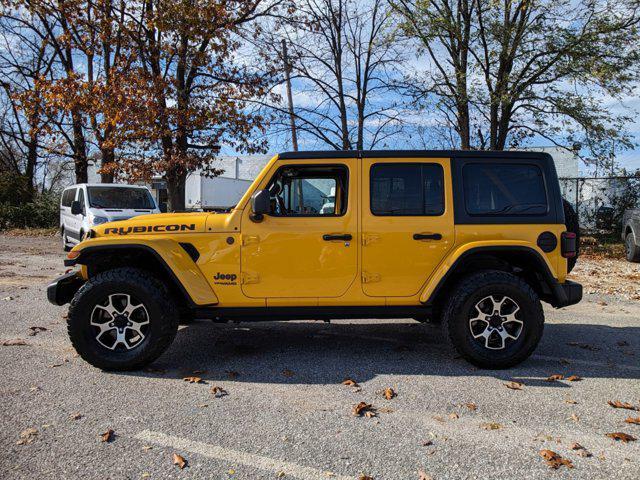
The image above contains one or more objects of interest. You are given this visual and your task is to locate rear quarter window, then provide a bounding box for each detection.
[463,163,547,216]
[61,189,76,207]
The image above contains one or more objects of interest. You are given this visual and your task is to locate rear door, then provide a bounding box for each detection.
[361,156,455,297]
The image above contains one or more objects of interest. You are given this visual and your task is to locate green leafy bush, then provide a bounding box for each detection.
[0,193,59,230]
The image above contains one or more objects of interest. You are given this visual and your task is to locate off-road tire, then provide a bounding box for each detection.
[625,233,640,262]
[68,267,179,370]
[442,270,544,369]
[562,199,579,273]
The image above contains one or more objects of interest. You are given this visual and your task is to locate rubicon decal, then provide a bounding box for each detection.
[103,224,196,235]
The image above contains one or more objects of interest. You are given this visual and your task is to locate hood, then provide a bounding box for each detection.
[94,212,211,237]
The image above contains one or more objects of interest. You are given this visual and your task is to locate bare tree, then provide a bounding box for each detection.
[263,0,407,151]
[394,0,640,166]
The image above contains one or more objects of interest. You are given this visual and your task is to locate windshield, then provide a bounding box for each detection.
[87,187,155,209]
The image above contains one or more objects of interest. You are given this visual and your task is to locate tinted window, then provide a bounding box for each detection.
[87,187,155,209]
[463,164,547,215]
[61,188,76,207]
[370,163,444,216]
[267,165,348,216]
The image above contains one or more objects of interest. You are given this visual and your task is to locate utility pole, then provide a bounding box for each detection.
[281,39,298,151]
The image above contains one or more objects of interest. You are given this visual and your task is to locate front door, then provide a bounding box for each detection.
[361,156,455,297]
[241,159,358,298]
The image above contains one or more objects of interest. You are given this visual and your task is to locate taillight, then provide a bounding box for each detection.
[561,231,577,258]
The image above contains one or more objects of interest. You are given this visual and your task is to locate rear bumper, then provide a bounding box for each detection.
[550,279,583,308]
[47,272,85,306]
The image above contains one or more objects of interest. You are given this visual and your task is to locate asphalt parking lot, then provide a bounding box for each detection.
[1,234,639,479]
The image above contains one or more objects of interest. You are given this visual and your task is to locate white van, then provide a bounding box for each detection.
[60,184,160,251]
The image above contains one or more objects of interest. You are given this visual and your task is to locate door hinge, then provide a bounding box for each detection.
[362,271,381,283]
[241,272,260,284]
[362,233,380,246]
[242,235,260,246]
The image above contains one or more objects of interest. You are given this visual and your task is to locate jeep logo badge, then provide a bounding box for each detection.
[213,272,237,285]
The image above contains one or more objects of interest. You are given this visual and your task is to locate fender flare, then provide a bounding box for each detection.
[420,243,558,305]
[66,240,218,306]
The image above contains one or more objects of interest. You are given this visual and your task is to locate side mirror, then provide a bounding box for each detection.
[71,200,83,216]
[250,189,270,222]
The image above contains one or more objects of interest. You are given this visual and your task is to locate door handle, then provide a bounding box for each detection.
[323,234,352,241]
[413,233,442,241]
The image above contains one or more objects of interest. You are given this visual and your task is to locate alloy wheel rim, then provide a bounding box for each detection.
[90,293,149,351]
[468,295,523,350]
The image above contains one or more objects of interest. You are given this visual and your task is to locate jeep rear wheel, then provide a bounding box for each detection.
[443,271,544,369]
[626,233,640,262]
[67,267,178,370]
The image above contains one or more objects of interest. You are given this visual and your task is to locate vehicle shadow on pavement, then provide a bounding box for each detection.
[123,320,640,384]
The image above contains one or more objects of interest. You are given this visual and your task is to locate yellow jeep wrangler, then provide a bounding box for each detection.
[47,150,581,370]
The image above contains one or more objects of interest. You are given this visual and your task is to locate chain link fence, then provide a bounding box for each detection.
[559,176,640,234]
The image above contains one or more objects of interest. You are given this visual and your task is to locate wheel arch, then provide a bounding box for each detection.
[67,241,218,309]
[422,245,562,311]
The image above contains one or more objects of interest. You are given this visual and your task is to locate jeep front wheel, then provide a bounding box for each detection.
[67,268,179,370]
[443,271,544,369]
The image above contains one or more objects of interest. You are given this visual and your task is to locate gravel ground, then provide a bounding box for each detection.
[0,234,639,480]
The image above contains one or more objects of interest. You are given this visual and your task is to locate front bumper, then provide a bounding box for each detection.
[47,271,85,306]
[551,279,583,308]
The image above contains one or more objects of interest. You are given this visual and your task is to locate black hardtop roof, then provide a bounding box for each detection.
[278,150,553,161]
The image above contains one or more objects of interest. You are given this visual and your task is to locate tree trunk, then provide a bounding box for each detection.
[100,147,115,183]
[166,169,186,212]
[71,109,88,183]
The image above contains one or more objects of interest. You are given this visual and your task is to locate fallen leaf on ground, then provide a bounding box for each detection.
[16,428,38,445]
[539,450,573,469]
[342,378,358,387]
[173,453,187,469]
[418,470,433,480]
[564,398,578,404]
[28,326,47,336]
[100,429,114,443]
[608,400,638,411]
[465,403,477,411]
[282,369,294,377]
[183,376,204,384]
[571,443,592,457]
[353,402,376,417]
[605,432,636,443]
[545,374,564,382]
[570,413,579,422]
[358,476,373,480]
[210,386,228,398]
[481,422,502,430]
[505,381,524,390]
[2,338,27,346]
[449,412,459,419]
[142,445,153,451]
[276,471,285,478]
[383,388,396,400]
[624,417,640,425]
[70,412,82,420]
[566,375,582,382]
[48,359,69,368]
[421,440,433,446]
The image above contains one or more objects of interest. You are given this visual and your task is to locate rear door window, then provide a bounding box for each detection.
[370,163,444,216]
[463,164,547,215]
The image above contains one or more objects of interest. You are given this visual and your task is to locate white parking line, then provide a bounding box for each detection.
[135,430,351,480]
